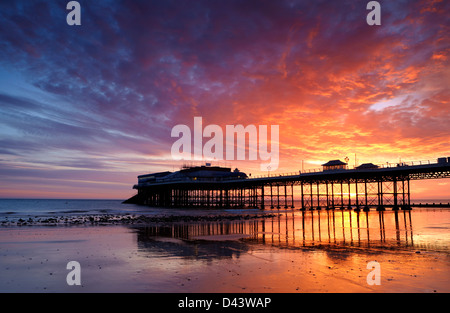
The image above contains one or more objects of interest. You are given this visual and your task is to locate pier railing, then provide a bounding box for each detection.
[135,157,449,186]
[247,158,449,179]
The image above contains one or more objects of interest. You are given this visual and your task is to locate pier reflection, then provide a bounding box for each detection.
[134,221,253,260]
[132,210,420,260]
[253,210,414,251]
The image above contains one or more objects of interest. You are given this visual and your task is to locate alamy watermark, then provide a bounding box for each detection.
[171,117,279,171]
[366,1,381,26]
[65,1,381,27]
[66,1,381,26]
[64,259,382,288]
[366,261,381,285]
[66,1,81,26]
[66,261,81,286]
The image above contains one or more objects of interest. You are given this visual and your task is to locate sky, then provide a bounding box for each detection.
[0,0,449,200]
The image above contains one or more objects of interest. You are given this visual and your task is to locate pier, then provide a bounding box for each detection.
[125,157,450,211]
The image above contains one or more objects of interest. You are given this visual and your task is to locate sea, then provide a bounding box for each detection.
[0,198,265,223]
[0,199,152,220]
[0,198,449,222]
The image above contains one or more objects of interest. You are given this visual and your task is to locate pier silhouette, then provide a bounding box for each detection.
[126,157,450,211]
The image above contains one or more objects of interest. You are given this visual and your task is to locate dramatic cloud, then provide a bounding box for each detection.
[0,0,448,198]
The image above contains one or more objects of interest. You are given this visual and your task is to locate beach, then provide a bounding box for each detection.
[0,200,449,293]
[2,0,449,300]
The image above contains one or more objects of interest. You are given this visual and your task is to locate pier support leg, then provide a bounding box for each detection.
[261,185,265,210]
[392,178,399,210]
[291,183,295,208]
[316,182,321,210]
[347,180,352,210]
[354,180,360,212]
[301,183,305,211]
[270,184,274,209]
[330,181,335,210]
[377,179,385,211]
[277,184,280,209]
[402,178,412,210]
[284,184,288,209]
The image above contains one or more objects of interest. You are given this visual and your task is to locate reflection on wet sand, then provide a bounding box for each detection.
[134,221,253,260]
[254,210,414,251]
[131,209,448,260]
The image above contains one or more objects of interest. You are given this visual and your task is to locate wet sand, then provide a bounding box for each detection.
[0,209,449,293]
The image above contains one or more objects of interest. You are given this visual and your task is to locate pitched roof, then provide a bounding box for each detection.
[356,163,379,169]
[322,159,347,166]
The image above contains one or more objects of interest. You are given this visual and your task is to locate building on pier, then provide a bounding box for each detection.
[355,163,379,170]
[322,160,348,171]
[135,165,247,188]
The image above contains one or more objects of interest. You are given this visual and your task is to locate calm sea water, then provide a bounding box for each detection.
[0,199,263,222]
[0,199,139,219]
[0,198,449,220]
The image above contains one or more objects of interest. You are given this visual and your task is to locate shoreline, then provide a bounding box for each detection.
[0,212,279,227]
